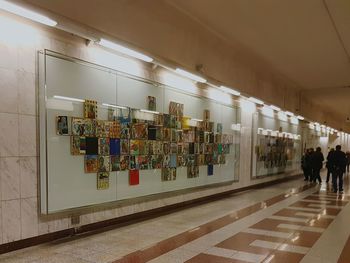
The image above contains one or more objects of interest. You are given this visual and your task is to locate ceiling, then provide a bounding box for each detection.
[20,0,350,125]
[166,0,350,125]
[169,0,350,90]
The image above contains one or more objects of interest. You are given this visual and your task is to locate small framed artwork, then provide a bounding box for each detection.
[148,96,156,111]
[129,170,139,185]
[85,155,98,173]
[169,101,177,116]
[163,154,170,168]
[149,155,163,169]
[72,118,85,136]
[170,143,177,154]
[162,168,176,181]
[170,154,177,168]
[163,142,170,155]
[130,140,139,155]
[129,156,137,170]
[163,114,171,128]
[120,124,130,139]
[109,138,120,155]
[97,172,109,190]
[163,128,171,141]
[98,155,110,172]
[217,123,223,134]
[98,138,110,155]
[177,155,186,166]
[121,139,129,154]
[84,119,96,137]
[208,164,214,176]
[56,116,70,135]
[187,165,199,178]
[204,109,210,121]
[84,100,98,119]
[120,155,130,170]
[109,122,121,138]
[71,136,84,155]
[131,123,148,140]
[110,155,120,171]
[86,137,98,155]
[137,155,149,170]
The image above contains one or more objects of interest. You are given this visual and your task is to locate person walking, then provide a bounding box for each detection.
[346,151,350,174]
[307,148,315,182]
[331,145,347,193]
[301,149,309,181]
[326,148,335,183]
[311,147,324,183]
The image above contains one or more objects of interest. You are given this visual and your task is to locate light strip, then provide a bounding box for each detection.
[175,68,207,83]
[99,38,153,62]
[285,111,294,116]
[297,115,304,120]
[248,97,264,105]
[140,109,160,114]
[191,118,203,122]
[270,105,281,111]
[0,1,57,26]
[219,85,240,96]
[102,103,127,110]
[53,95,84,103]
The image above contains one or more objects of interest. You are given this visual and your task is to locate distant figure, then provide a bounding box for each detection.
[346,151,350,173]
[330,145,347,193]
[301,149,312,181]
[326,148,335,183]
[307,148,315,182]
[311,147,324,183]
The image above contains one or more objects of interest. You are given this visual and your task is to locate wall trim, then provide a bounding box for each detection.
[0,173,303,255]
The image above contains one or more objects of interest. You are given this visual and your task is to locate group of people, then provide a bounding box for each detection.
[301,145,350,193]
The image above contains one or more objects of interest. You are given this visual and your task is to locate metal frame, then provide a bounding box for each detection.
[38,49,241,216]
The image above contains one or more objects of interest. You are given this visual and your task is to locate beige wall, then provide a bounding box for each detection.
[0,11,304,245]
[0,5,346,246]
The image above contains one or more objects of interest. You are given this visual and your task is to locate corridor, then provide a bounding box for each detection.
[1,173,350,263]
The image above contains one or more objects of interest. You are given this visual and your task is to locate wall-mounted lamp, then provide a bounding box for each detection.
[175,68,207,83]
[0,0,57,26]
[98,38,153,63]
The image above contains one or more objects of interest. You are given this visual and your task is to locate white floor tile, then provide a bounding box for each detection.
[268,215,309,223]
[242,228,293,238]
[277,223,324,233]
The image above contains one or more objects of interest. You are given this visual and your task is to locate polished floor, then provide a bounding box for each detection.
[1,173,350,263]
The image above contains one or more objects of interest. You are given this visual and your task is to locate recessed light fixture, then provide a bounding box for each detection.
[175,68,207,83]
[98,38,153,62]
[191,118,203,122]
[248,97,264,105]
[285,111,294,116]
[218,85,240,96]
[0,0,57,26]
[297,115,304,120]
[53,95,84,103]
[140,109,159,114]
[270,105,281,111]
[102,103,127,110]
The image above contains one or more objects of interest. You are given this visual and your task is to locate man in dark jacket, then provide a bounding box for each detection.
[311,147,324,183]
[326,148,335,183]
[331,145,347,193]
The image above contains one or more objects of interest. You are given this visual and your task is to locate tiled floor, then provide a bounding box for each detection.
[2,173,350,263]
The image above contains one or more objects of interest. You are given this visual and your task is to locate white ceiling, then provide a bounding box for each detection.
[168,0,350,90]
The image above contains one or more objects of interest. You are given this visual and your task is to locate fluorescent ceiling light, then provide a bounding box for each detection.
[99,38,153,62]
[191,118,203,122]
[248,97,264,105]
[219,85,240,96]
[53,95,84,103]
[285,111,294,116]
[102,103,127,110]
[175,68,206,83]
[270,105,281,111]
[297,115,304,120]
[140,109,159,114]
[0,1,57,26]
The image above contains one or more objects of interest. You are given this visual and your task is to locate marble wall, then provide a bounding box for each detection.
[0,14,328,246]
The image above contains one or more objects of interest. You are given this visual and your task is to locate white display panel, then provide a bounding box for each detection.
[39,51,240,214]
[251,112,301,178]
